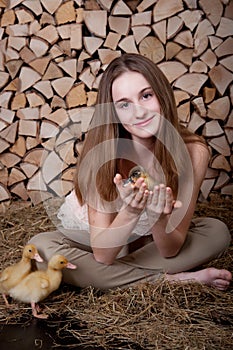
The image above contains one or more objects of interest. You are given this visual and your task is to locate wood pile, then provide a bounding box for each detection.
[0,0,232,205]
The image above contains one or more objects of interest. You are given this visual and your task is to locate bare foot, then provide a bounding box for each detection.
[166,267,232,291]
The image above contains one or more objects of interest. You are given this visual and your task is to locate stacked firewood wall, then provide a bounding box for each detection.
[0,0,232,205]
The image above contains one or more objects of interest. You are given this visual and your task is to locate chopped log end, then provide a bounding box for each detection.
[0,183,11,201]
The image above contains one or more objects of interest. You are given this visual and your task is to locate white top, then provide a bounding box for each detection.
[57,190,151,237]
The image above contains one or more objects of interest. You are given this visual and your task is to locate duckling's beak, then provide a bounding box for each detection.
[123,178,134,187]
[66,262,77,270]
[34,253,43,263]
[123,166,145,187]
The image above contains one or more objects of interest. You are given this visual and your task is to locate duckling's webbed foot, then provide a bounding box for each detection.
[33,312,48,319]
[31,302,48,319]
[2,294,16,308]
[2,293,10,307]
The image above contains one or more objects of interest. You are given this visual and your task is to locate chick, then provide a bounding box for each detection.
[9,254,77,319]
[124,166,156,191]
[0,244,43,306]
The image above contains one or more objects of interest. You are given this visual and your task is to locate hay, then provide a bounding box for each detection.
[0,193,232,349]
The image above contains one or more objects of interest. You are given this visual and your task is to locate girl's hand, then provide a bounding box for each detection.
[146,184,182,223]
[114,173,149,214]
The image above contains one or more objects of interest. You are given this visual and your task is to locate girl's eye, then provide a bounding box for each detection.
[118,102,130,109]
[142,92,152,100]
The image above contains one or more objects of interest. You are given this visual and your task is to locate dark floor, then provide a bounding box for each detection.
[0,320,94,350]
[1,322,54,350]
[0,320,142,349]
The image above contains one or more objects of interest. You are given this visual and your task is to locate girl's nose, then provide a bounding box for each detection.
[134,104,146,119]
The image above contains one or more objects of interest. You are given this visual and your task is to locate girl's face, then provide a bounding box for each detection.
[112,71,161,144]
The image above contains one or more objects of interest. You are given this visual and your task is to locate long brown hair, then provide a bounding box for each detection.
[74,54,206,205]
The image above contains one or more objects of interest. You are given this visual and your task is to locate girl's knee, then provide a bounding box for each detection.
[209,218,230,243]
[28,231,64,261]
[195,217,230,238]
[203,218,231,252]
[29,232,46,253]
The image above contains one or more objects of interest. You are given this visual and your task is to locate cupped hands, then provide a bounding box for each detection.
[114,174,182,218]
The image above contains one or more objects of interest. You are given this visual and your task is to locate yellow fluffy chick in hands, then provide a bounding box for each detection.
[9,254,77,319]
[124,166,156,191]
[0,244,43,306]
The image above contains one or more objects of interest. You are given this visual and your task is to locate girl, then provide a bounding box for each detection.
[30,54,231,291]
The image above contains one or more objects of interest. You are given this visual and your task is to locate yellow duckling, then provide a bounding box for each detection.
[124,166,156,191]
[0,244,43,306]
[9,254,77,319]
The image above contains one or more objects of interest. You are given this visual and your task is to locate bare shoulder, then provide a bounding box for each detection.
[186,142,209,180]
[187,142,209,165]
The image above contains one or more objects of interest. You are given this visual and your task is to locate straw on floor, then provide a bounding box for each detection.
[0,193,232,349]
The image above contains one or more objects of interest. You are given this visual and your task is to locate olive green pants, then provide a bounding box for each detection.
[29,218,231,289]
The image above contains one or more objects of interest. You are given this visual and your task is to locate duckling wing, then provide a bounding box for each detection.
[0,269,10,282]
[10,272,51,303]
[24,271,50,290]
[0,267,19,291]
[0,262,31,289]
[0,271,9,294]
[40,277,49,289]
[145,176,156,191]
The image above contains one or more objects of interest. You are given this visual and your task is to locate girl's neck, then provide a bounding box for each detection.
[118,141,156,179]
[132,135,155,150]
[131,137,155,163]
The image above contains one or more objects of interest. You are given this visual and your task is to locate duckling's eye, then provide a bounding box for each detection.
[60,261,64,264]
[131,170,141,177]
[28,249,32,252]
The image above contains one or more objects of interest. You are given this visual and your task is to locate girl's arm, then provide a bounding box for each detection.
[147,143,210,258]
[89,176,148,265]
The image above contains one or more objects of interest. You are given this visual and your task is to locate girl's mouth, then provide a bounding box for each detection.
[133,115,155,127]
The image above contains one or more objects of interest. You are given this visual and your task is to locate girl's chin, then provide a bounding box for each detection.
[132,131,157,140]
